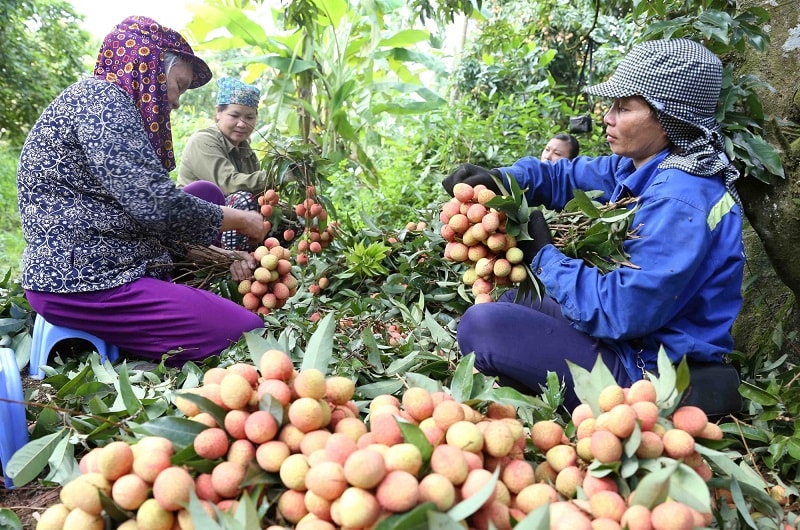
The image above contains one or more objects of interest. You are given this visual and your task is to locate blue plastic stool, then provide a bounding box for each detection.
[0,347,28,489]
[29,315,120,379]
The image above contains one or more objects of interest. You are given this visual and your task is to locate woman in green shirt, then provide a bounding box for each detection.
[179,77,267,250]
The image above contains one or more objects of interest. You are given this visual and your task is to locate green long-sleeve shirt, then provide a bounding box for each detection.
[177,125,267,195]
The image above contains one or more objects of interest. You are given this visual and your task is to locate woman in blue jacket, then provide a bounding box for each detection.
[443,39,744,413]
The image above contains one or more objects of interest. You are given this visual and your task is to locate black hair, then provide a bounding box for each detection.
[552,133,580,159]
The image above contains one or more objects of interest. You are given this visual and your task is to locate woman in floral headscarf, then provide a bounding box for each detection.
[179,77,272,250]
[16,16,267,366]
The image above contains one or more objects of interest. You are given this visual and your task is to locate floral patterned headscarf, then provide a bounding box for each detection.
[94,16,212,171]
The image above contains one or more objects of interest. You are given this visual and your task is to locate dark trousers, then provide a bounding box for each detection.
[457,290,632,411]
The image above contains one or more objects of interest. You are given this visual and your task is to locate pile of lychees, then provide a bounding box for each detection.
[36,345,749,530]
[526,379,724,529]
[440,182,529,303]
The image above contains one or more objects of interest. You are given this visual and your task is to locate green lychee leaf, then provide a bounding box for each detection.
[427,510,469,529]
[176,392,227,427]
[361,326,385,372]
[729,478,761,528]
[588,460,621,476]
[563,189,605,213]
[188,490,223,529]
[513,503,549,529]
[569,189,603,218]
[373,502,446,530]
[675,356,691,394]
[301,311,335,374]
[567,355,617,417]
[694,443,767,490]
[0,510,22,530]
[624,422,643,458]
[667,462,713,513]
[259,393,284,425]
[707,475,782,521]
[5,430,67,487]
[42,432,78,485]
[484,194,520,212]
[619,454,640,479]
[231,489,263,527]
[171,443,211,471]
[651,347,681,412]
[130,416,208,450]
[628,457,679,508]
[405,372,443,395]
[472,385,540,410]
[386,351,421,376]
[449,353,475,403]
[357,379,405,398]
[567,361,594,411]
[737,381,780,407]
[447,465,501,521]
[244,330,284,367]
[99,489,131,523]
[241,463,282,488]
[396,416,434,463]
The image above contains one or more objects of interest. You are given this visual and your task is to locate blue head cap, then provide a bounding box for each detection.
[216,77,260,108]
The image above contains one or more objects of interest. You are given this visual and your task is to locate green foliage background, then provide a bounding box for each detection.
[0,0,92,145]
[1,0,798,526]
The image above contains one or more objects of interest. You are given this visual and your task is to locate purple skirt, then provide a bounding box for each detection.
[26,277,263,366]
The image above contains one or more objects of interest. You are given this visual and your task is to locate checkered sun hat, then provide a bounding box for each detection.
[216,77,261,108]
[587,39,742,203]
[586,39,721,139]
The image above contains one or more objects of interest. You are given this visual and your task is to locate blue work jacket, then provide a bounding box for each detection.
[497,150,744,382]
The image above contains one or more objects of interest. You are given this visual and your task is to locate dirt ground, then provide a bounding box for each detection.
[1,373,58,528]
[0,486,59,528]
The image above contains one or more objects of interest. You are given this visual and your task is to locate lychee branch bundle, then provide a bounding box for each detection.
[545,193,641,274]
[440,179,641,304]
[440,182,532,304]
[488,180,641,274]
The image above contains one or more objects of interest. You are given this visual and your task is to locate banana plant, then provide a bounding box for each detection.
[186,0,448,186]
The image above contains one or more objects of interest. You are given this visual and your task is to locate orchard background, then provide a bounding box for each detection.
[2,0,800,528]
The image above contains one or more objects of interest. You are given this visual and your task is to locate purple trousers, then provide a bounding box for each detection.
[457,289,632,410]
[25,181,263,366]
[183,181,225,246]
[183,183,257,251]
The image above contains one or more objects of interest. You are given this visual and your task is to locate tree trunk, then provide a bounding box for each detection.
[734,0,800,359]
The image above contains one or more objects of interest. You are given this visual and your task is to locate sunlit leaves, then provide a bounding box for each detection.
[342,241,391,278]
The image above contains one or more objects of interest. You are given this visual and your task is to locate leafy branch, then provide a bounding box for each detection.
[488,176,641,274]
[548,192,641,273]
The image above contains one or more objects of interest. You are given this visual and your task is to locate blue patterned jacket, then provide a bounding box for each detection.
[497,150,744,382]
[17,78,222,293]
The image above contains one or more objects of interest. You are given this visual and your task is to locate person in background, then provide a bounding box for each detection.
[178,77,269,251]
[541,133,580,162]
[16,16,266,367]
[442,39,743,416]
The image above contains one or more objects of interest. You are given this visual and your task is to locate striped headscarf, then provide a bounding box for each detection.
[94,16,212,171]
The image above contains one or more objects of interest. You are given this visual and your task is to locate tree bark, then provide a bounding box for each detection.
[734,0,800,358]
